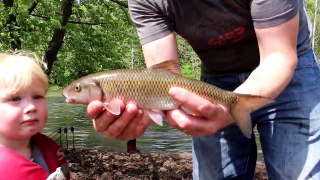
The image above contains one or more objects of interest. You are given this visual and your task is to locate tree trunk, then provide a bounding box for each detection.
[44,0,73,76]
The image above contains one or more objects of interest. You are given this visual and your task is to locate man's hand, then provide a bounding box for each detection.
[87,99,153,141]
[166,87,235,137]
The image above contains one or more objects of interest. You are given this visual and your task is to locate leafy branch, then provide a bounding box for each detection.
[30,13,108,25]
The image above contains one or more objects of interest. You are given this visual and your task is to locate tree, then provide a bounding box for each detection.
[0,0,143,86]
[44,0,74,76]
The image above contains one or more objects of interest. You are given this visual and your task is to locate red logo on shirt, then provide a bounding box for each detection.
[208,26,245,47]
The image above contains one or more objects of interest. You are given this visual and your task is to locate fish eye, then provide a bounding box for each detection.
[75,83,82,92]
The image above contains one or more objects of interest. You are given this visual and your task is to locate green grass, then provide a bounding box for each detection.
[48,84,62,91]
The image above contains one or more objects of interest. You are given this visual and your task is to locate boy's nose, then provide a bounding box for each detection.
[24,103,36,113]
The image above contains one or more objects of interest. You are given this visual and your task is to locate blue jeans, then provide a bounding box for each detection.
[193,49,320,180]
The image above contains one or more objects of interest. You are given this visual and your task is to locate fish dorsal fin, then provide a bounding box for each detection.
[149,60,180,74]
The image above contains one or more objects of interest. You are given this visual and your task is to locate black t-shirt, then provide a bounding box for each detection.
[129,0,311,76]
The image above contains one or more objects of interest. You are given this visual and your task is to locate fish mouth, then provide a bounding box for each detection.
[61,93,75,103]
[65,97,75,103]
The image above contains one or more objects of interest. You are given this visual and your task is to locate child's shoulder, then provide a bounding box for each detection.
[32,133,69,177]
[0,145,49,179]
[32,133,61,148]
[32,132,66,162]
[0,145,18,163]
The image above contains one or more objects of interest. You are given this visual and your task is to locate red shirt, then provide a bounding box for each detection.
[0,133,69,180]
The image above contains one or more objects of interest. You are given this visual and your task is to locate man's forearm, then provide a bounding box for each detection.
[234,54,297,100]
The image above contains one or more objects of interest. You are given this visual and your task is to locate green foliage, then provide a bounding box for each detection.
[177,36,201,79]
[18,0,34,6]
[181,63,200,79]
[305,0,320,57]
[50,1,143,86]
[0,0,143,87]
[54,1,144,86]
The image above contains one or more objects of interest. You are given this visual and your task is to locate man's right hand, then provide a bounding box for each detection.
[86,99,153,141]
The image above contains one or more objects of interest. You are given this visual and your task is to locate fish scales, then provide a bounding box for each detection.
[94,69,238,110]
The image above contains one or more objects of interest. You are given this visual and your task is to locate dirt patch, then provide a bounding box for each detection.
[65,148,267,180]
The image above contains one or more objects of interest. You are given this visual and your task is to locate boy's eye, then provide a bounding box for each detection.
[11,96,21,102]
[34,95,44,99]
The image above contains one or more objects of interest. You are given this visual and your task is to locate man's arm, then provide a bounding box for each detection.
[234,14,299,99]
[142,32,180,70]
[165,14,299,137]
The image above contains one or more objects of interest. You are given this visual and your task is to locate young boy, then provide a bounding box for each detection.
[0,51,70,180]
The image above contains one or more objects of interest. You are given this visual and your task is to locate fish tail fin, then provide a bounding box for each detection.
[231,94,274,138]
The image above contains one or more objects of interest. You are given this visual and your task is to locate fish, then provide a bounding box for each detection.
[62,61,273,138]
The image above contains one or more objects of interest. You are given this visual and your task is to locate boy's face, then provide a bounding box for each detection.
[0,78,48,139]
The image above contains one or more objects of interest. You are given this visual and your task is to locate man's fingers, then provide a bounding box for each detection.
[87,99,125,133]
[169,87,220,118]
[87,100,105,119]
[86,100,153,141]
[167,109,212,131]
[104,103,139,139]
[115,109,152,141]
[166,107,234,137]
[87,99,125,119]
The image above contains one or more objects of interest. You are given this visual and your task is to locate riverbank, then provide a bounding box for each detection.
[65,148,268,179]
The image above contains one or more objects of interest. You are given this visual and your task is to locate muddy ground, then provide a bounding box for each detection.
[65,148,267,180]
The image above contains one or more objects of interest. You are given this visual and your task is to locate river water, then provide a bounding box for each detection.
[43,91,262,158]
[43,91,192,153]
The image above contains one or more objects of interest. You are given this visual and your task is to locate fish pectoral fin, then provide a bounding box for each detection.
[181,106,192,114]
[231,94,274,139]
[146,110,164,126]
[103,102,121,115]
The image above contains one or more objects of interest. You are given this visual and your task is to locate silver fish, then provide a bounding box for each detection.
[63,64,273,138]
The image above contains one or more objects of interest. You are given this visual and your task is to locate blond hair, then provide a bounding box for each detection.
[0,51,48,95]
